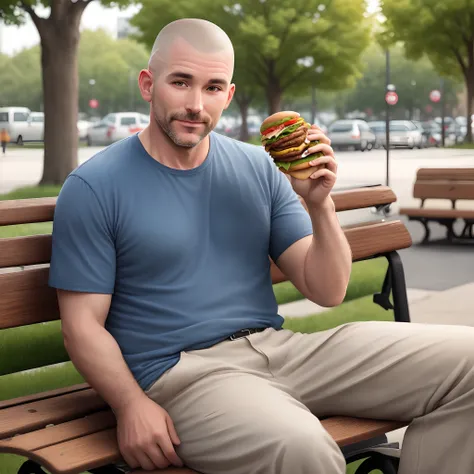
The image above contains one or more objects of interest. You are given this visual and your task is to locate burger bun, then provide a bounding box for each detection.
[281,164,325,180]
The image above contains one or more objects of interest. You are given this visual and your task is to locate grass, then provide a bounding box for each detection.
[448,142,474,149]
[273,257,387,305]
[0,184,62,200]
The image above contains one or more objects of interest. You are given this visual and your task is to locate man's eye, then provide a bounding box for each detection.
[173,81,186,87]
[208,86,222,92]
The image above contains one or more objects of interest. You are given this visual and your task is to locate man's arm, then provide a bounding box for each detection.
[276,196,352,307]
[58,290,183,470]
[271,125,351,307]
[58,290,145,414]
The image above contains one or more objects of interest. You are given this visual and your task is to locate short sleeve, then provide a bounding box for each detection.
[269,170,313,262]
[49,175,116,294]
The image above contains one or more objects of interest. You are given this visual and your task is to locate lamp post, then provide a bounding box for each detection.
[385,50,391,187]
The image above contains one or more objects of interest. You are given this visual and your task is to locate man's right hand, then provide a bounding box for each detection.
[116,395,183,470]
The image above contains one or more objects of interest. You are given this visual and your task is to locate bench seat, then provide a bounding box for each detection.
[399,168,474,243]
[0,384,405,474]
[399,208,474,219]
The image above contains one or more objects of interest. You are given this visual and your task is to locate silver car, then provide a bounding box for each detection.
[328,119,376,151]
[389,120,423,149]
[86,112,150,146]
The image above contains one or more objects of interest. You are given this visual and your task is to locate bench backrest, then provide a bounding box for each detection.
[0,186,412,333]
[413,168,474,203]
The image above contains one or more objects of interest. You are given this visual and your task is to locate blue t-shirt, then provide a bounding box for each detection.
[49,132,313,390]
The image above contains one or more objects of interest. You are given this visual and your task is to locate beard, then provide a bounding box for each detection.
[152,104,212,148]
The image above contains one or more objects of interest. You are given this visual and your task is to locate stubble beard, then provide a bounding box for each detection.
[152,105,211,148]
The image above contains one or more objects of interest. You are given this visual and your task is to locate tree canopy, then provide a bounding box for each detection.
[380,0,474,140]
[132,0,371,114]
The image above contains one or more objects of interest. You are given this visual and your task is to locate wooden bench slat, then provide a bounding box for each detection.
[332,186,396,212]
[347,220,412,261]
[0,234,52,269]
[0,188,393,230]
[399,208,474,219]
[0,411,115,452]
[271,220,411,284]
[0,267,59,329]
[414,181,474,201]
[417,168,474,181]
[0,198,57,226]
[322,416,405,447]
[0,416,406,474]
[0,383,89,410]
[0,389,107,438]
[31,428,119,474]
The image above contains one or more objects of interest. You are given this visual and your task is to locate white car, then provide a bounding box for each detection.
[86,112,150,146]
[0,107,44,144]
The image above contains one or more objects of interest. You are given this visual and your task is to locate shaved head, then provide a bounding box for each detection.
[139,18,236,150]
[148,18,235,79]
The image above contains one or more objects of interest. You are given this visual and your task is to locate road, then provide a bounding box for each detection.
[0,144,473,291]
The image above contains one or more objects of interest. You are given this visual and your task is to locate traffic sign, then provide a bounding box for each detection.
[430,90,441,103]
[89,99,99,109]
[385,91,398,105]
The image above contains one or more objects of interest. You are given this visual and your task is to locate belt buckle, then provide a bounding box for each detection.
[230,329,252,341]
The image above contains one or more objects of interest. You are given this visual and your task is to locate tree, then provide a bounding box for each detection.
[0,31,149,117]
[380,0,474,141]
[0,0,133,185]
[78,29,149,116]
[344,43,461,119]
[132,0,371,117]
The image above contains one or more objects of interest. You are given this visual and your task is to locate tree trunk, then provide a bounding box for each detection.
[465,74,474,143]
[34,2,87,185]
[267,64,282,115]
[238,99,250,143]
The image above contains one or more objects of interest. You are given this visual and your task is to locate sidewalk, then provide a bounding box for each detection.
[278,283,474,325]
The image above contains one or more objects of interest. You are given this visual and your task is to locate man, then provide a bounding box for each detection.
[49,18,474,474]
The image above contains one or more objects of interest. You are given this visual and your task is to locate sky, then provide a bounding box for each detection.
[0,0,380,56]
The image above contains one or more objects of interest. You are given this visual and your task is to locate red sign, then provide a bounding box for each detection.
[89,99,99,109]
[385,91,398,105]
[430,90,441,103]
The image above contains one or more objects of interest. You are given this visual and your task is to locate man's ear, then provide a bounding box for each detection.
[138,69,154,103]
[224,83,236,110]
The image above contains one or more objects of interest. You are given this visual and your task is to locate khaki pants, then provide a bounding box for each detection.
[146,322,474,474]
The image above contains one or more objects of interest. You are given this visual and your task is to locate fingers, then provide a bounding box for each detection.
[307,132,331,146]
[308,154,338,174]
[167,414,181,446]
[146,442,175,469]
[308,167,337,182]
[301,142,335,160]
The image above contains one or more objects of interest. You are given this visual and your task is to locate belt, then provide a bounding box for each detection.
[228,328,266,341]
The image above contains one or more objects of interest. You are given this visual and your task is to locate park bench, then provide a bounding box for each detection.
[0,184,412,474]
[399,167,474,243]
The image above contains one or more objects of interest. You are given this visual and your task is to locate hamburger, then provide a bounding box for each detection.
[260,111,324,179]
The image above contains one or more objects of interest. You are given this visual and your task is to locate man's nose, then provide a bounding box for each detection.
[185,89,203,115]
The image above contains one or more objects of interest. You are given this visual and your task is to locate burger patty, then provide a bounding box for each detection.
[266,125,308,151]
[270,146,309,161]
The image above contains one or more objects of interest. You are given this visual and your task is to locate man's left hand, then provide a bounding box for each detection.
[288,124,337,209]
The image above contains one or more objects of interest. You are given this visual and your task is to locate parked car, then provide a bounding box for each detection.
[327,119,376,151]
[388,120,423,149]
[0,107,44,144]
[410,121,428,148]
[368,121,386,148]
[86,112,150,146]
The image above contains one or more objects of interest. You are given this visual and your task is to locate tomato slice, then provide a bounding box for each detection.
[263,117,299,135]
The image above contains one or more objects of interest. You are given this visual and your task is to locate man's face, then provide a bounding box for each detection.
[150,39,235,148]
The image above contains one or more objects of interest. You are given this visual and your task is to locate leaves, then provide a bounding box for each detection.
[380,0,474,82]
[131,0,371,109]
[0,29,149,115]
